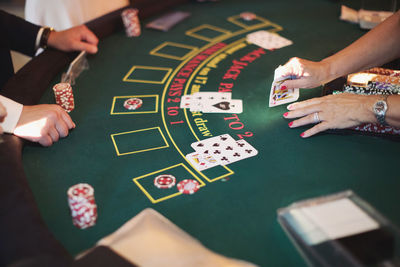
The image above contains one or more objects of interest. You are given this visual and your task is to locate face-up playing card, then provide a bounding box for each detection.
[180,95,194,109]
[196,99,243,113]
[235,139,258,158]
[185,152,219,171]
[247,30,293,50]
[191,134,235,153]
[193,92,232,102]
[269,66,299,107]
[191,134,257,166]
[210,139,258,166]
[189,92,232,112]
[181,92,232,111]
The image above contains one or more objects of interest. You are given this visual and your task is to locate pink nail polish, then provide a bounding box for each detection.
[300,132,305,137]
[281,86,287,90]
[283,112,288,117]
[288,122,293,127]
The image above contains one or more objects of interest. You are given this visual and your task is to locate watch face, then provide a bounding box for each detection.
[374,100,387,115]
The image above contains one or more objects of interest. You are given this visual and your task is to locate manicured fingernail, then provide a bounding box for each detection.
[288,122,293,127]
[281,86,287,90]
[283,112,289,117]
[300,132,305,137]
[287,104,293,110]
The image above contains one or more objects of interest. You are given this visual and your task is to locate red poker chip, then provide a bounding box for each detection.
[53,82,74,112]
[177,179,200,194]
[67,183,97,229]
[53,82,72,92]
[240,12,256,21]
[121,8,141,37]
[154,174,176,189]
[124,97,143,110]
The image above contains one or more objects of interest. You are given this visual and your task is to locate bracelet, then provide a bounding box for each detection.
[39,27,54,49]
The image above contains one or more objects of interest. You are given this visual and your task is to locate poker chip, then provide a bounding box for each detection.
[177,179,200,194]
[67,183,97,229]
[123,97,143,110]
[240,12,256,21]
[121,8,141,37]
[53,83,75,113]
[154,174,176,189]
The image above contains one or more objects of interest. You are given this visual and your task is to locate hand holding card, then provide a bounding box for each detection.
[269,65,299,107]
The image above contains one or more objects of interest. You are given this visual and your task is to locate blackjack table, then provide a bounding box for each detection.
[3,0,400,266]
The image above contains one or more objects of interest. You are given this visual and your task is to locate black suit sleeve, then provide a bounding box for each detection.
[0,9,41,57]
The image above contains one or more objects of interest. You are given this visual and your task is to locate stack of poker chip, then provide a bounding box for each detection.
[53,83,75,113]
[121,8,141,37]
[67,183,97,229]
[124,97,143,110]
[363,67,400,77]
[352,123,400,135]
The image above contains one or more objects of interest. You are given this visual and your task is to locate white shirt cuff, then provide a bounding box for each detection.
[0,95,23,133]
[35,27,45,52]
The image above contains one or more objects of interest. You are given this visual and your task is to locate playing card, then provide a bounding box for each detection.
[192,92,232,102]
[191,134,257,166]
[191,134,236,154]
[198,99,243,113]
[235,139,258,158]
[146,11,191,32]
[181,92,232,111]
[180,95,194,109]
[269,66,299,107]
[211,139,258,166]
[247,30,293,50]
[185,152,219,171]
[190,92,232,112]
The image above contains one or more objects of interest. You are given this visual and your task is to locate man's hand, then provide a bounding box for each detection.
[13,105,75,146]
[0,102,7,134]
[48,25,99,54]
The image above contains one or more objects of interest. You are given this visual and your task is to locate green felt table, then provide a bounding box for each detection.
[21,0,400,266]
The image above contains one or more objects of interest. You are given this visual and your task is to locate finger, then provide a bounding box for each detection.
[72,41,98,54]
[287,97,323,110]
[54,117,69,138]
[301,121,330,138]
[39,135,53,147]
[81,26,99,45]
[59,109,75,129]
[280,78,316,90]
[284,104,321,119]
[288,113,319,128]
[48,127,60,142]
[0,126,3,134]
[0,105,7,122]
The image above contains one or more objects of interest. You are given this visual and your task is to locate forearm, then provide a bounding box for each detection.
[357,94,400,128]
[0,10,40,56]
[385,95,400,127]
[322,10,400,82]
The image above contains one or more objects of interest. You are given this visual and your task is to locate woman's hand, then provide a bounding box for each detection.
[278,57,332,90]
[283,93,378,138]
